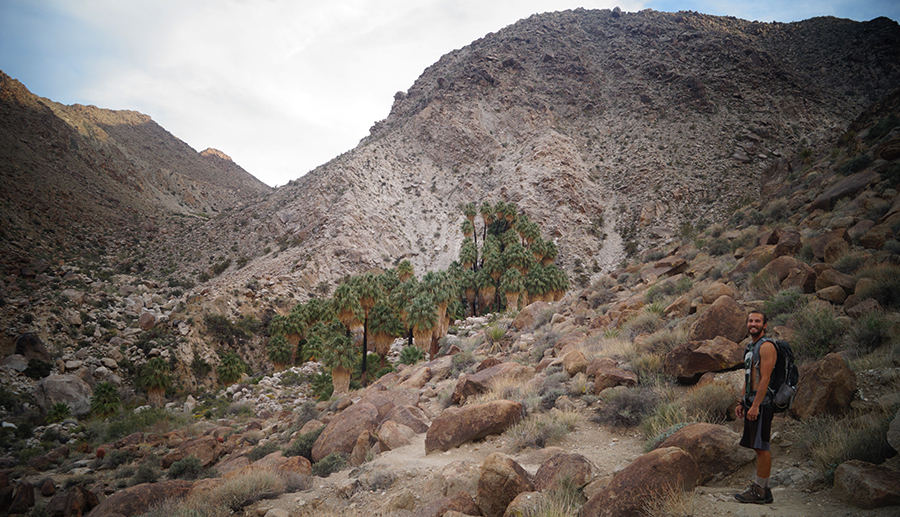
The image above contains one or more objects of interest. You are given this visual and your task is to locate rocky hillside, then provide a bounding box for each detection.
[0,71,271,267]
[158,9,900,304]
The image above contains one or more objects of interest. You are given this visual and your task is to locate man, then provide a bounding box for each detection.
[734,311,776,504]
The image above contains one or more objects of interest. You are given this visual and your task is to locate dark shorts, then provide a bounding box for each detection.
[740,404,774,452]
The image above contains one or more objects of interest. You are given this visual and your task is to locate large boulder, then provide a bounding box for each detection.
[773,230,802,258]
[859,224,896,250]
[413,491,480,517]
[581,447,699,517]
[815,267,856,294]
[451,362,534,405]
[664,336,743,383]
[250,451,312,476]
[640,256,687,282]
[790,353,856,420]
[754,256,808,286]
[476,453,534,517]
[382,405,430,434]
[511,301,551,331]
[177,435,224,468]
[312,402,380,462]
[781,262,818,293]
[357,387,419,422]
[46,484,98,517]
[85,480,193,517]
[425,400,523,453]
[656,423,754,483]
[15,332,51,363]
[439,460,481,499]
[833,460,900,509]
[33,375,93,416]
[377,420,416,450]
[592,366,638,394]
[532,452,593,491]
[726,245,776,280]
[687,295,748,343]
[807,170,879,211]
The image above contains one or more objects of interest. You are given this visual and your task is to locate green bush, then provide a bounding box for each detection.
[839,154,873,175]
[312,452,347,477]
[832,253,868,275]
[247,442,280,462]
[23,359,54,380]
[46,402,71,424]
[846,312,894,356]
[285,426,325,461]
[169,455,204,480]
[131,461,160,485]
[90,382,121,417]
[706,237,731,256]
[398,345,424,365]
[790,305,847,360]
[763,287,806,326]
[856,264,900,309]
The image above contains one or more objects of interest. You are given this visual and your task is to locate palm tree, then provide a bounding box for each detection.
[500,268,525,312]
[479,201,494,241]
[397,260,414,283]
[459,268,478,315]
[500,201,517,224]
[217,352,245,386]
[461,219,475,239]
[463,202,477,224]
[368,303,403,367]
[90,381,120,417]
[321,328,357,395]
[353,272,383,385]
[332,282,362,328]
[526,264,551,303]
[406,293,438,356]
[503,238,534,276]
[476,268,496,314]
[266,334,292,371]
[422,271,457,356]
[546,264,569,301]
[530,237,547,263]
[542,240,559,265]
[390,276,420,348]
[459,237,477,271]
[141,357,171,407]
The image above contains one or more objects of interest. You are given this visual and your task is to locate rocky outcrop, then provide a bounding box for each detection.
[476,453,533,517]
[664,336,743,383]
[790,353,857,420]
[33,375,93,416]
[687,296,748,343]
[451,362,535,405]
[656,423,754,483]
[532,452,593,491]
[311,402,380,462]
[425,400,523,453]
[581,447,699,517]
[85,480,194,517]
[833,460,900,509]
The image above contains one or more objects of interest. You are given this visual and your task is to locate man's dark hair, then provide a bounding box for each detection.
[749,311,768,325]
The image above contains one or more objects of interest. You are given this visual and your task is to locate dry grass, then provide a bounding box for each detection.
[195,468,286,512]
[594,336,639,361]
[682,382,737,425]
[467,375,542,412]
[641,483,695,517]
[799,407,897,482]
[505,409,581,452]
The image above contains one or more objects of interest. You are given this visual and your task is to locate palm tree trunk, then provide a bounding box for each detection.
[332,366,351,395]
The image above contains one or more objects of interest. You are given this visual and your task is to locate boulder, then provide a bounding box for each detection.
[810,228,851,260]
[889,407,900,453]
[7,482,34,514]
[33,375,93,416]
[846,298,882,318]
[687,296,748,343]
[815,268,856,293]
[726,245,776,280]
[781,262,818,293]
[640,256,687,282]
[413,491,480,517]
[817,285,848,304]
[15,332,51,363]
[807,170,879,211]
[47,484,98,517]
[562,350,589,375]
[85,480,193,517]
[656,423,754,483]
[701,282,736,304]
[592,366,638,394]
[476,453,534,517]
[350,430,374,466]
[451,362,534,405]
[585,357,618,378]
[503,492,547,517]
[511,301,551,331]
[823,238,851,264]
[790,353,856,420]
[755,256,809,285]
[250,451,312,476]
[377,420,416,450]
[398,367,432,389]
[311,402,379,462]
[859,224,896,250]
[833,460,900,509]
[773,230,802,258]
[581,447,699,517]
[174,435,223,468]
[425,400,523,453]
[554,330,588,353]
[357,387,419,422]
[664,336,743,383]
[439,460,481,499]
[532,452,593,491]
[382,405,430,434]
[138,312,156,330]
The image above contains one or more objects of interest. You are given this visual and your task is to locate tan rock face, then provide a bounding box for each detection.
[687,295,748,343]
[311,402,379,462]
[581,447,700,517]
[833,460,900,509]
[664,336,743,383]
[532,452,593,491]
[425,400,524,453]
[790,353,857,420]
[476,453,534,517]
[656,423,755,483]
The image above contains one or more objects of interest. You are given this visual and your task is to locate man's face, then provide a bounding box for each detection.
[747,313,766,337]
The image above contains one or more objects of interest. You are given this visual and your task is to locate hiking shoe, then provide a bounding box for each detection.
[763,486,773,504]
[734,482,767,504]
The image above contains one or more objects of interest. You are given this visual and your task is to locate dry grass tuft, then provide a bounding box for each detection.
[505,409,580,452]
[641,483,695,517]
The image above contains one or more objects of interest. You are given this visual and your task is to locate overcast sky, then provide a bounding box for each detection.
[2,1,898,187]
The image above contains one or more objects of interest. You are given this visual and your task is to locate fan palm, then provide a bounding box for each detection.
[322,331,356,395]
[368,303,403,367]
[217,352,246,386]
[406,294,438,356]
[141,357,171,407]
[266,334,292,371]
[459,237,477,270]
[500,268,525,312]
[397,260,414,282]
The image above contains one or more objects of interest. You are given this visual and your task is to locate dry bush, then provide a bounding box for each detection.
[467,375,541,412]
[594,336,639,361]
[505,410,580,452]
[642,483,695,517]
[593,387,662,429]
[799,407,898,482]
[682,383,736,425]
[639,328,687,356]
[855,263,900,309]
[566,372,591,397]
[622,311,664,340]
[198,468,286,511]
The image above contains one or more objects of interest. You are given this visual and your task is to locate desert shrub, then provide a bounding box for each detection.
[845,311,895,356]
[683,383,735,424]
[505,410,579,452]
[855,264,900,309]
[168,455,204,480]
[248,442,280,462]
[867,199,893,220]
[763,287,806,327]
[312,453,347,477]
[762,198,792,222]
[641,395,687,444]
[24,359,54,380]
[884,240,900,254]
[640,328,687,356]
[641,482,695,517]
[865,113,900,142]
[540,382,568,410]
[645,277,693,304]
[450,350,477,376]
[530,476,585,515]
[90,382,121,418]
[104,449,134,469]
[800,408,897,483]
[832,252,868,275]
[203,467,286,511]
[631,354,665,385]
[469,376,541,412]
[293,400,319,428]
[643,421,690,452]
[284,426,325,461]
[103,407,190,444]
[530,330,560,361]
[622,311,664,340]
[706,237,731,256]
[204,314,250,346]
[566,373,591,397]
[839,154,873,175]
[790,305,847,360]
[398,345,424,365]
[131,460,160,485]
[593,387,661,428]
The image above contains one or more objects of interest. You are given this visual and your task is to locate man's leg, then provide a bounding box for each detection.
[757,449,771,478]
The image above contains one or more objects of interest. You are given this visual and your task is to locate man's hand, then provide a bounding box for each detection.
[735,404,744,419]
[747,404,759,421]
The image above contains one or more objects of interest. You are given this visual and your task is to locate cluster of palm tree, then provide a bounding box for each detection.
[265,200,567,397]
